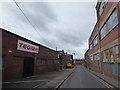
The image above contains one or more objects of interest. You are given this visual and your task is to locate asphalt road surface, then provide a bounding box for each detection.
[59,66,107,88]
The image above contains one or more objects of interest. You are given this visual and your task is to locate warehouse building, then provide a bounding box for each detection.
[1,28,73,81]
[58,50,73,69]
[85,1,120,80]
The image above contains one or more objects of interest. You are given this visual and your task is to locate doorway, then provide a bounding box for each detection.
[23,57,34,77]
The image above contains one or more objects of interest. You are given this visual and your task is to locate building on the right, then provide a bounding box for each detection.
[84,0,120,80]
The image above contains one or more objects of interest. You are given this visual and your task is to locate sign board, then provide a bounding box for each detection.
[17,40,39,53]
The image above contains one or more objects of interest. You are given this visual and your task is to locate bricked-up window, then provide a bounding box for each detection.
[93,35,98,46]
[99,0,108,16]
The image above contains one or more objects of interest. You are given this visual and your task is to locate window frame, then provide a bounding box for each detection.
[100,8,118,40]
[99,0,108,17]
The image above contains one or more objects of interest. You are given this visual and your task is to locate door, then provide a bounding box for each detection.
[23,57,34,77]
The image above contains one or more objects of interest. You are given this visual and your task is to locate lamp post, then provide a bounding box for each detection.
[72,53,75,67]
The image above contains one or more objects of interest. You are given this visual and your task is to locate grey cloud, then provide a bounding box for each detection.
[2,2,57,32]
[56,31,83,47]
[1,2,97,59]
[20,2,58,31]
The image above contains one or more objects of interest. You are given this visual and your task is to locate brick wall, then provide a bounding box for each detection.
[2,29,60,80]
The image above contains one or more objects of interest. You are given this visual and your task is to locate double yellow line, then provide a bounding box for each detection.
[88,71,116,89]
[91,73,114,88]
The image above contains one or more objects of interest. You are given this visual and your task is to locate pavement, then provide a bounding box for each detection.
[87,68,120,89]
[2,68,74,89]
[40,68,74,88]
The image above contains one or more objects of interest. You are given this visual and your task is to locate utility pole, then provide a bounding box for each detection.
[56,47,57,51]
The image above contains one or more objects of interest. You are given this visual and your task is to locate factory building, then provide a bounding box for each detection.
[58,50,73,69]
[1,28,73,81]
[85,1,120,80]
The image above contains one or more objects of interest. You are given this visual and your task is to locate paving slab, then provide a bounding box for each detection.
[38,68,74,88]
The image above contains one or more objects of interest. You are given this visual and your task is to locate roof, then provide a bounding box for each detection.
[1,28,58,53]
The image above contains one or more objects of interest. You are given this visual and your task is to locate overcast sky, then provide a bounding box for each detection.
[0,1,97,59]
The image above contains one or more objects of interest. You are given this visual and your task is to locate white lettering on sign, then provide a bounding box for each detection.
[17,40,39,53]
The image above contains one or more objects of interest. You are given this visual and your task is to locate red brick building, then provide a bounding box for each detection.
[85,1,120,80]
[74,59,84,65]
[57,50,73,69]
[1,28,73,81]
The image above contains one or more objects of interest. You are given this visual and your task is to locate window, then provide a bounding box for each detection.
[114,45,119,54]
[100,9,118,39]
[114,45,120,61]
[99,0,108,16]
[100,25,107,39]
[108,10,118,32]
[103,50,110,62]
[90,56,93,60]
[54,60,59,64]
[93,53,100,60]
[48,60,54,65]
[35,58,46,65]
[97,53,100,60]
[99,3,104,16]
[93,35,98,46]
[90,44,92,50]
[119,1,120,8]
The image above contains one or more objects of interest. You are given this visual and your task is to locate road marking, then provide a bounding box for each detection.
[90,73,113,88]
[32,83,44,88]
[3,79,49,84]
[86,69,115,89]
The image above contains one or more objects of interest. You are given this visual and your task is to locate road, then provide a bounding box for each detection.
[59,66,107,88]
